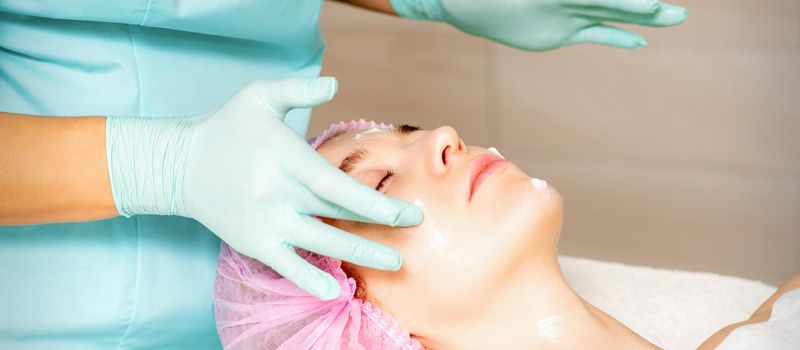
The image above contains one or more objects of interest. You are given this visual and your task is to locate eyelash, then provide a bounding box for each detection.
[376,170,395,191]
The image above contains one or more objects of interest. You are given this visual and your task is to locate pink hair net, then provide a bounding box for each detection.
[214,120,424,349]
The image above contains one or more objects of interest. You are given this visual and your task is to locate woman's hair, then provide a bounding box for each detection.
[213,120,424,350]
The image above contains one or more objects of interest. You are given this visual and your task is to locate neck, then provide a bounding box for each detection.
[428,252,657,350]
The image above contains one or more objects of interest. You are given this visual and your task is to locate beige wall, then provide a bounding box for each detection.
[310,1,800,285]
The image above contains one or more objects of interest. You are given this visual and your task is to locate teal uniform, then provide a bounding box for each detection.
[0,1,323,348]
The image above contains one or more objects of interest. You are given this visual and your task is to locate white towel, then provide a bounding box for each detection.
[559,256,778,349]
[716,289,800,350]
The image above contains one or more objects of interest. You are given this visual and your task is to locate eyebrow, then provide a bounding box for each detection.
[338,124,420,174]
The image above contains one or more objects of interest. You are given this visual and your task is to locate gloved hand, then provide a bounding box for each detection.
[106,77,423,300]
[390,0,688,50]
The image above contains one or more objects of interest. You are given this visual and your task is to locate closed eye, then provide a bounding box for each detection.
[376,170,395,191]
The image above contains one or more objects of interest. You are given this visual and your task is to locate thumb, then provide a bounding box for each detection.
[259,77,339,116]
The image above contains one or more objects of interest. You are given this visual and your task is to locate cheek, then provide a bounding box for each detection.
[325,172,564,325]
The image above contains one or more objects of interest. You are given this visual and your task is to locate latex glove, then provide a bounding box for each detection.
[390,0,688,50]
[106,77,423,300]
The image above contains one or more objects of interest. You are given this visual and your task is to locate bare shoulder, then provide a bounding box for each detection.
[697,273,800,350]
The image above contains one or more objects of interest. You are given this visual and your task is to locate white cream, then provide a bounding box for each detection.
[413,198,446,252]
[530,178,550,200]
[487,146,504,159]
[536,315,564,342]
[352,127,384,141]
[530,178,548,191]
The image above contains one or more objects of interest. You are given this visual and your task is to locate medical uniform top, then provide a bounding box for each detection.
[0,1,324,349]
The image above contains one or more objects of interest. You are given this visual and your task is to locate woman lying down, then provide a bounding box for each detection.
[213,120,800,349]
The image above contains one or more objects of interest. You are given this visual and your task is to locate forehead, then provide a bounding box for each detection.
[316,129,388,166]
[315,127,423,168]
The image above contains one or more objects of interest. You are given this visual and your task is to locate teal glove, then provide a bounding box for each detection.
[390,0,688,50]
[106,77,423,300]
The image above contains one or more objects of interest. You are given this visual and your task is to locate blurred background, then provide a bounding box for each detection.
[309,0,799,285]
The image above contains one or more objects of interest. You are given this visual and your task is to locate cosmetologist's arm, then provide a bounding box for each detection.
[0,112,117,225]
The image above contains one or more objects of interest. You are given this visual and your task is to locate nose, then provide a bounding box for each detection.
[426,126,465,175]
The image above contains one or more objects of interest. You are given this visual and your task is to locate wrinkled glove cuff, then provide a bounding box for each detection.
[390,0,444,21]
[106,116,195,217]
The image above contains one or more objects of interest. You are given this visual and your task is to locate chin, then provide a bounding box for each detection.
[494,171,564,254]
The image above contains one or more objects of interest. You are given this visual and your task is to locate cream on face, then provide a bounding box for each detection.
[412,198,447,254]
[530,178,548,191]
[352,127,385,141]
[530,178,550,200]
[487,146,504,159]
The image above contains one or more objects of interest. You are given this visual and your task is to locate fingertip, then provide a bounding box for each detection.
[306,77,339,106]
[658,3,688,25]
[632,34,648,48]
[275,249,342,300]
[311,270,341,301]
[611,30,647,49]
[389,251,403,271]
[393,203,424,227]
[371,244,403,271]
[320,76,339,100]
[370,199,404,225]
[366,196,424,227]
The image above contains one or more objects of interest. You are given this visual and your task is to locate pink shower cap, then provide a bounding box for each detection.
[214,120,424,349]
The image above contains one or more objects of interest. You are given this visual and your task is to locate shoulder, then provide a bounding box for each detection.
[698,273,800,349]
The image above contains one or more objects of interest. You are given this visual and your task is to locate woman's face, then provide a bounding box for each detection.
[316,125,563,330]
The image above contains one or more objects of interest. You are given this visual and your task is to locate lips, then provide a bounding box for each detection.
[468,154,507,201]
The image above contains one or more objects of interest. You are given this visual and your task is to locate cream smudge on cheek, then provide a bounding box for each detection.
[412,198,446,253]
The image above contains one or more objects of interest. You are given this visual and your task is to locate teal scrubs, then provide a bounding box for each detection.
[0,1,324,348]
